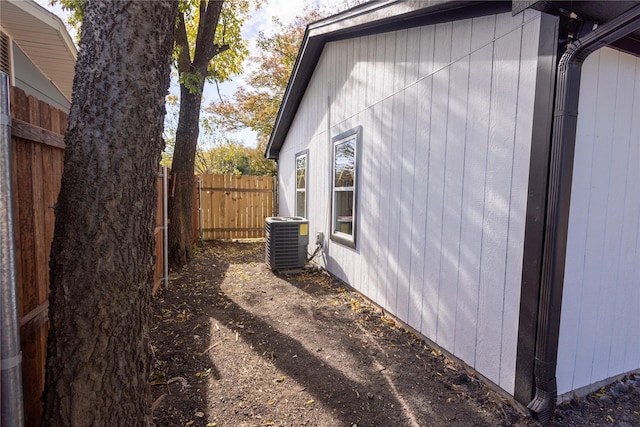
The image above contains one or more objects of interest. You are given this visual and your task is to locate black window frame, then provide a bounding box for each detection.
[330,126,362,248]
[294,149,308,218]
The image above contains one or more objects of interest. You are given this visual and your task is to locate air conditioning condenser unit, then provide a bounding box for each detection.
[265,216,309,270]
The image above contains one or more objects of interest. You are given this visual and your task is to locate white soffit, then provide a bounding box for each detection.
[0,0,77,102]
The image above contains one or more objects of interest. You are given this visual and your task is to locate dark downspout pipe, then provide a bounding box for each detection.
[528,5,640,424]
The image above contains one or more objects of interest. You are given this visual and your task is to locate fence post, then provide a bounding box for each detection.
[198,176,203,241]
[0,73,25,426]
[162,166,169,290]
[272,175,277,216]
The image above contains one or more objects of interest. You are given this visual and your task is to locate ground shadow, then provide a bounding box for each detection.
[150,241,525,427]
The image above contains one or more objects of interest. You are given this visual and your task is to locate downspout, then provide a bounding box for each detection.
[0,73,25,426]
[528,5,640,424]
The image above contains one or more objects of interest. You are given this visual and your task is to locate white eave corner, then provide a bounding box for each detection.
[1,0,77,102]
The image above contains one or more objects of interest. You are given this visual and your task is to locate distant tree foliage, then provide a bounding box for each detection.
[194,119,274,176]
[207,9,318,145]
[196,141,250,175]
[207,1,363,160]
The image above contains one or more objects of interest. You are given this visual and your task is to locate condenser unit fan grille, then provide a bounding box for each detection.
[265,217,309,270]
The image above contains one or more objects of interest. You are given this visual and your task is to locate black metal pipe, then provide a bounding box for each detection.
[528,5,640,424]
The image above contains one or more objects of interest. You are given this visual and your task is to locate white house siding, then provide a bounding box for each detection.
[557,48,640,397]
[277,10,543,394]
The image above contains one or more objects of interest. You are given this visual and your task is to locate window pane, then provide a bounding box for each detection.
[334,190,353,235]
[330,126,360,247]
[296,191,306,218]
[296,156,306,189]
[334,139,354,188]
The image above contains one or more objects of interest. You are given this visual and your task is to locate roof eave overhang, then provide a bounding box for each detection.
[0,0,77,102]
[265,0,511,159]
[513,1,640,56]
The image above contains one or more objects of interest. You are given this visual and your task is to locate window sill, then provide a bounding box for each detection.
[330,232,356,249]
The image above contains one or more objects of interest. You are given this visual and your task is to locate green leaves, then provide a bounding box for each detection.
[176,0,251,83]
[206,5,330,154]
[178,71,205,95]
[52,0,85,40]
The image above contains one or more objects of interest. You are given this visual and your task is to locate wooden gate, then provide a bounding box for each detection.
[200,174,276,240]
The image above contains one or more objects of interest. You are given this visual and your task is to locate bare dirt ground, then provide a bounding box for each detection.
[150,241,640,427]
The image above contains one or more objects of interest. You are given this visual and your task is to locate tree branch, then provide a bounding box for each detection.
[194,0,225,69]
[175,11,192,73]
[213,43,230,56]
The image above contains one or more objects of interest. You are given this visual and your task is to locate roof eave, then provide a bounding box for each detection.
[1,0,77,102]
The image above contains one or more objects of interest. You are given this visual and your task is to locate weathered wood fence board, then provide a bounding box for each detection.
[153,169,166,295]
[10,86,67,427]
[152,170,199,295]
[200,174,276,240]
[10,86,267,425]
[9,86,173,424]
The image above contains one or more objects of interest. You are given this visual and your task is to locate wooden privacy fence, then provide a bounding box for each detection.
[8,87,179,424]
[9,88,261,426]
[153,168,168,295]
[10,86,66,427]
[152,169,200,295]
[200,174,276,240]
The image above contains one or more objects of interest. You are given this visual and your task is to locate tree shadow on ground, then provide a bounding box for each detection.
[150,241,526,427]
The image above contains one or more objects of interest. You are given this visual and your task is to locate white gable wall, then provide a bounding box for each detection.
[278,9,543,395]
[557,47,640,398]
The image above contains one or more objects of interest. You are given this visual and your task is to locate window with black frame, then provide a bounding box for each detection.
[331,127,361,247]
[295,151,307,218]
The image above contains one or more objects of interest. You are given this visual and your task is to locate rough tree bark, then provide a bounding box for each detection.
[169,0,227,268]
[41,1,177,425]
[168,85,202,268]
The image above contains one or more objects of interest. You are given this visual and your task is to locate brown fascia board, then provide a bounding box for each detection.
[514,0,640,48]
[265,0,511,159]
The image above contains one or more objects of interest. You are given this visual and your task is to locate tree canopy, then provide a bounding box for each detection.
[206,2,362,152]
[206,10,318,146]
[175,0,251,92]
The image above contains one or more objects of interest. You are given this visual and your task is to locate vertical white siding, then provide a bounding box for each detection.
[454,14,494,370]
[475,11,527,388]
[408,24,435,330]
[397,27,420,328]
[277,10,543,394]
[502,15,539,390]
[437,19,470,353]
[557,48,640,397]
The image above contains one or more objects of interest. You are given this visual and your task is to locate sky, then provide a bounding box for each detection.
[35,0,342,148]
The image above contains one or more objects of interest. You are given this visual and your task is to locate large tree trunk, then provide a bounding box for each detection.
[168,84,203,268]
[168,1,226,268]
[41,1,177,425]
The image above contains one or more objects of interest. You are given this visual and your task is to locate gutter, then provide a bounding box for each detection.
[528,4,640,424]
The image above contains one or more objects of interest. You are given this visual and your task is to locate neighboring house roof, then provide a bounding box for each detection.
[266,0,640,159]
[0,0,77,102]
